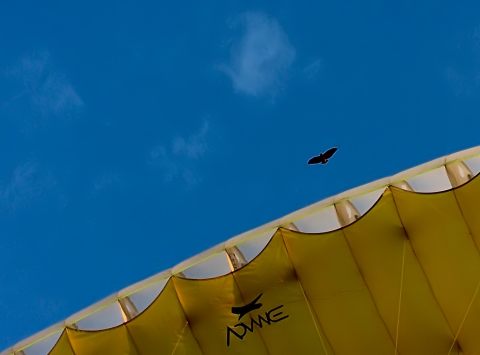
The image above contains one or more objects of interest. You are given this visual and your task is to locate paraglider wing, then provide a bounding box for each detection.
[12,146,480,355]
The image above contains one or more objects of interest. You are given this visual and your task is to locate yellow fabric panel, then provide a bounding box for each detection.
[234,233,332,355]
[455,174,480,249]
[66,325,137,355]
[392,187,480,354]
[168,327,202,355]
[173,274,268,355]
[452,176,480,355]
[282,228,395,355]
[126,280,202,355]
[344,190,457,354]
[48,331,75,355]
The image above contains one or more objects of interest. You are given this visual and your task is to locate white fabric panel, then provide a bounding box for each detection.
[349,188,386,216]
[128,279,168,313]
[75,302,125,330]
[406,166,452,192]
[464,156,480,176]
[181,251,232,278]
[236,230,275,262]
[293,205,341,232]
[22,330,62,355]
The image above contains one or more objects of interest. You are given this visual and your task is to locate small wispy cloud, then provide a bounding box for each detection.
[303,58,323,81]
[4,51,83,118]
[0,161,56,211]
[149,121,209,186]
[444,66,471,96]
[172,121,209,159]
[444,25,480,96]
[92,172,122,194]
[219,12,296,97]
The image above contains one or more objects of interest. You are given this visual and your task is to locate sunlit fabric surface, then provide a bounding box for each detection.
[46,175,480,354]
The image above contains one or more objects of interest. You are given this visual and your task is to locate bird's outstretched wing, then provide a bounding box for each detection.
[307,155,322,165]
[323,147,338,159]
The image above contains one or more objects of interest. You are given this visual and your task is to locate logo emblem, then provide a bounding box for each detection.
[231,293,263,320]
[226,293,289,347]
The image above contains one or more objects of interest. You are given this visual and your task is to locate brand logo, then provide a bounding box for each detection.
[226,294,289,347]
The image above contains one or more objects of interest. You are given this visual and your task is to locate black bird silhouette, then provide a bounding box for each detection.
[231,294,263,320]
[308,147,338,165]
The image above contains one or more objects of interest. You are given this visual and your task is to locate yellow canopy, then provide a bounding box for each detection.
[49,176,480,354]
[5,147,480,355]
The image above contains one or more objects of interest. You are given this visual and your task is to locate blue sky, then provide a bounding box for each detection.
[1,0,480,348]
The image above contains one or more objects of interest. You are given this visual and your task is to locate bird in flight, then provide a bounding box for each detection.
[308,147,338,165]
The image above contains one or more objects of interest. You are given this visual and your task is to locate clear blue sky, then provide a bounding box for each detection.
[1,0,480,348]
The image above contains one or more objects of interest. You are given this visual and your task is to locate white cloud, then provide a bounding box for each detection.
[303,58,323,80]
[219,12,296,97]
[444,66,470,96]
[149,121,209,186]
[92,172,122,193]
[0,161,56,211]
[149,146,180,183]
[444,25,480,96]
[172,120,209,159]
[5,51,83,117]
